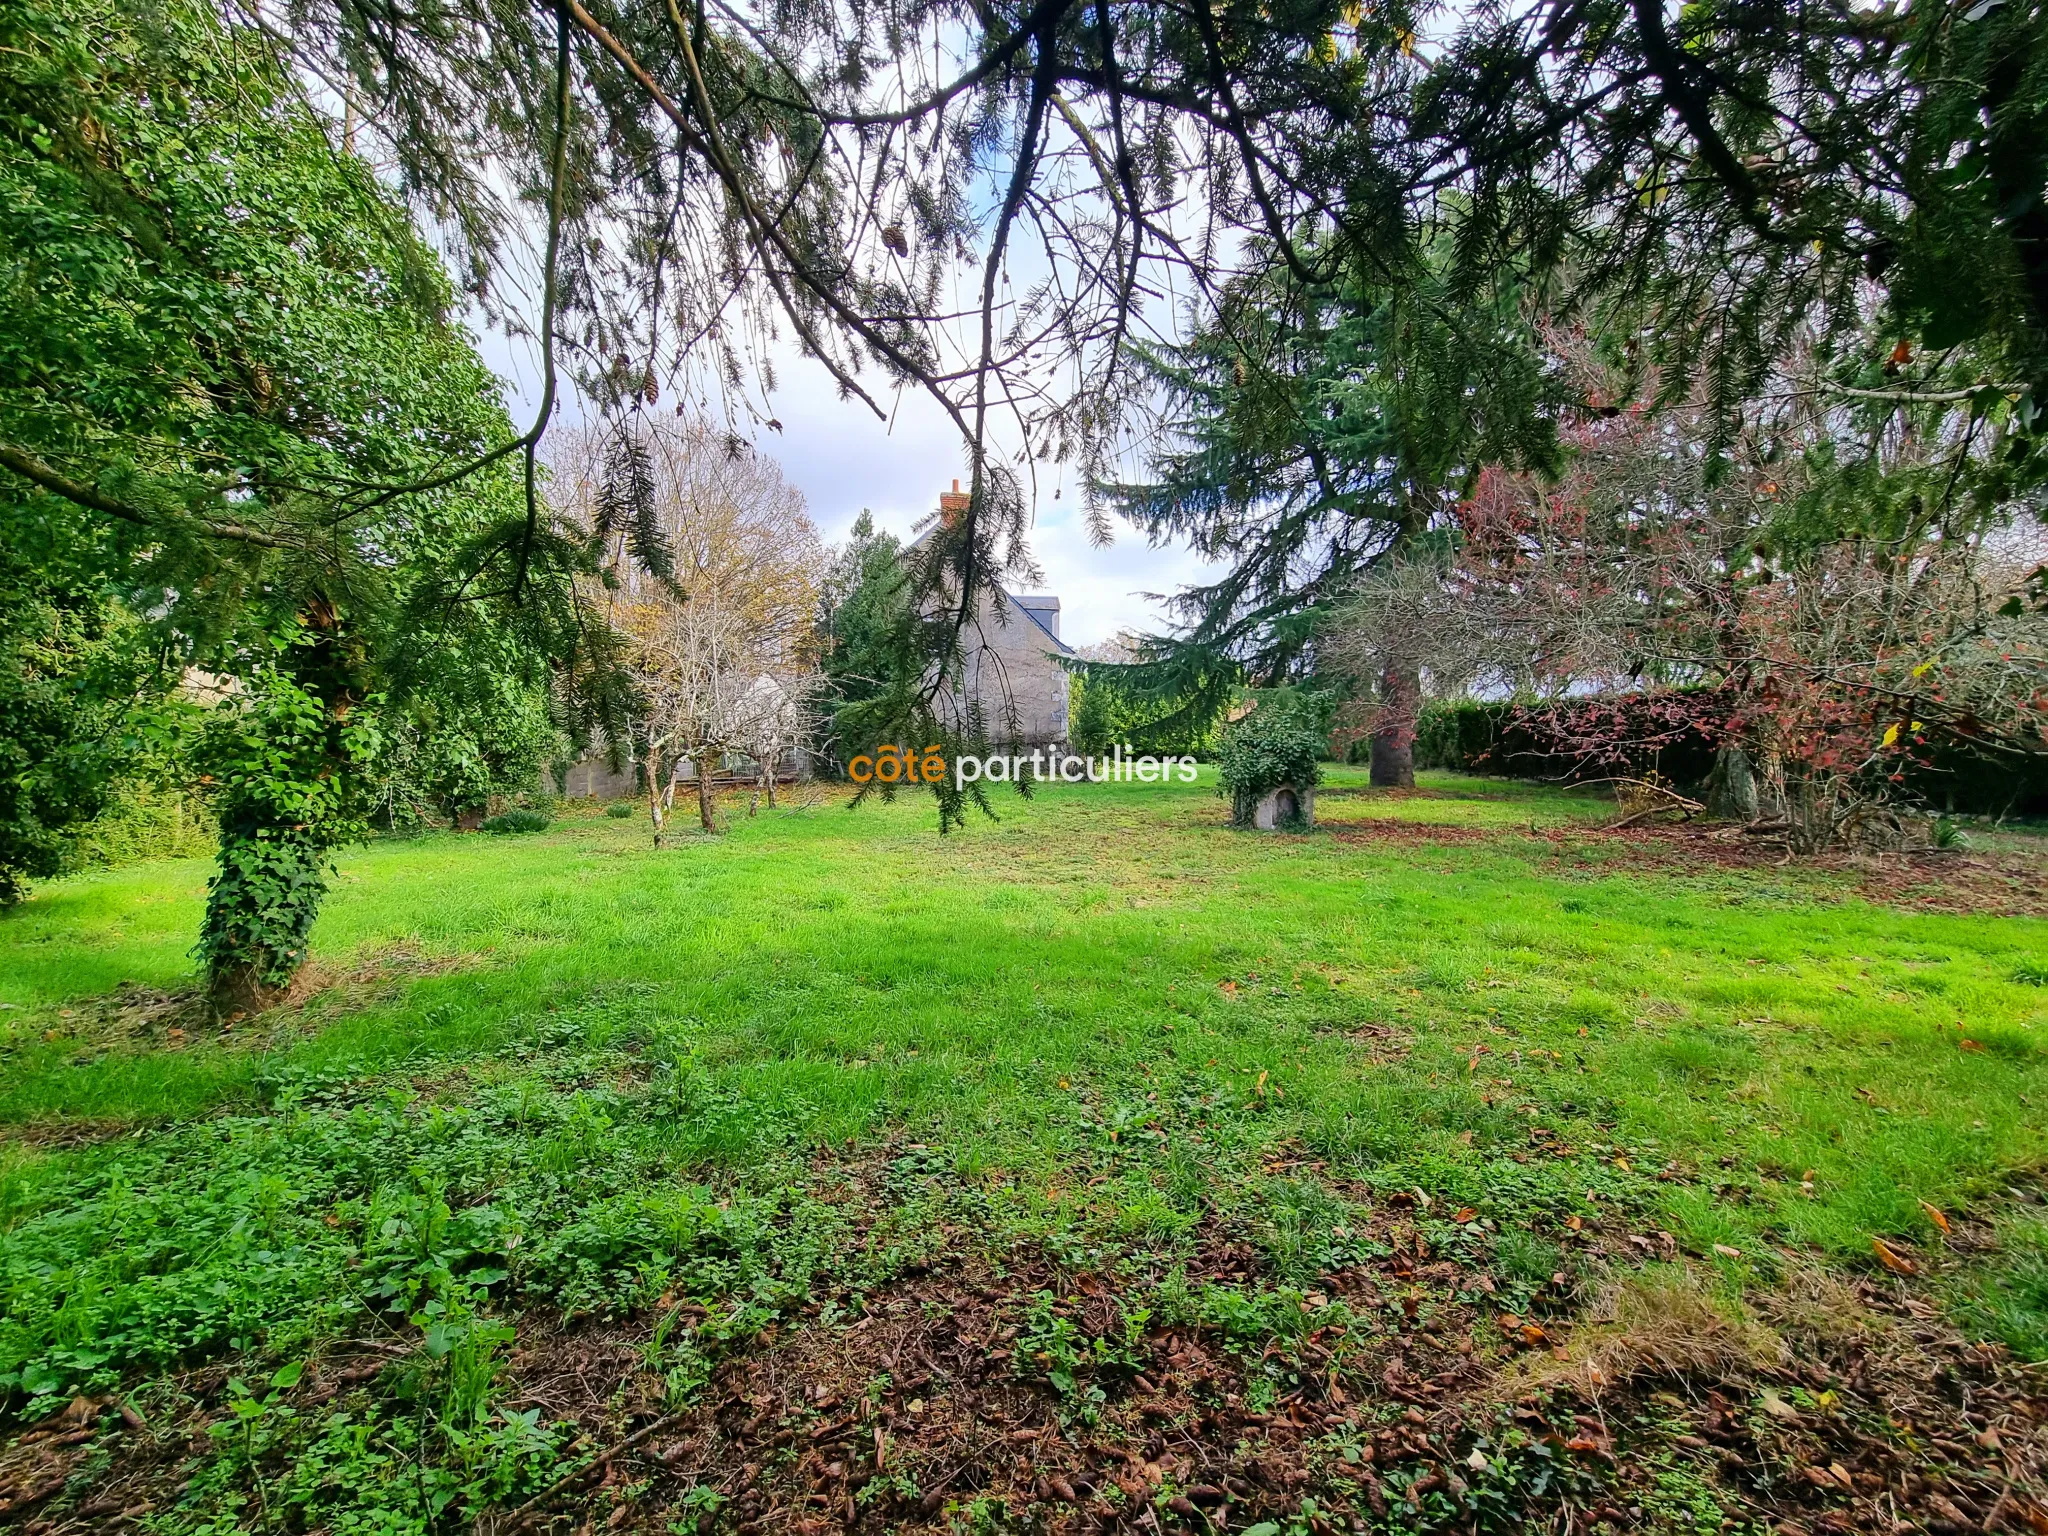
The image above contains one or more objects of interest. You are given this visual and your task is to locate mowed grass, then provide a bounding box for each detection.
[4,765,2044,1270]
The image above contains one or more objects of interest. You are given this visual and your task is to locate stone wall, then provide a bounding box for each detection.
[935,588,1071,747]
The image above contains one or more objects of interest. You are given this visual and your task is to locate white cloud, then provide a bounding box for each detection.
[477,319,1225,651]
[758,361,1225,649]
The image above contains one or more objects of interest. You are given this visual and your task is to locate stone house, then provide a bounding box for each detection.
[913,481,1073,749]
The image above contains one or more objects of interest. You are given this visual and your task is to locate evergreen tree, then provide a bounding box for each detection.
[1095,243,1559,784]
[817,512,912,767]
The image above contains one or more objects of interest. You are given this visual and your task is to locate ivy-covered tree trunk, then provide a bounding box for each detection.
[197,601,371,1014]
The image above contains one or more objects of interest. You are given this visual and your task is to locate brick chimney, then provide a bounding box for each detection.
[938,477,970,525]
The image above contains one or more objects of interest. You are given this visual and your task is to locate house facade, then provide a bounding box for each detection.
[916,481,1073,749]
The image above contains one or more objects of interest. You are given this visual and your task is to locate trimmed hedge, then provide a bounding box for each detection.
[1414,695,2048,817]
[1414,694,1723,785]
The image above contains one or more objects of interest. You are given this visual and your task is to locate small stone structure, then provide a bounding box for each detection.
[1251,784,1314,830]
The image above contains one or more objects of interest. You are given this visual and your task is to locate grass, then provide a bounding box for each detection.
[2,766,2045,1532]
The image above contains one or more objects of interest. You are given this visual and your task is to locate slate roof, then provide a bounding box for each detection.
[904,527,1074,656]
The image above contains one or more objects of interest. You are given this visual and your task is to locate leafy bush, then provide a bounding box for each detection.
[363,678,563,831]
[1068,672,1221,758]
[1216,701,1324,825]
[605,800,637,818]
[480,809,550,835]
[0,548,169,902]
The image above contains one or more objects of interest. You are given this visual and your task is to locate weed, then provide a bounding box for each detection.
[481,809,551,835]
[1013,1290,1150,1424]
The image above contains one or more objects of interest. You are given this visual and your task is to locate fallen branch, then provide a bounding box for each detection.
[503,1410,683,1525]
[1589,776,1705,830]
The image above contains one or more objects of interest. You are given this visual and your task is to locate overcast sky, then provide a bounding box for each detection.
[478,322,1226,650]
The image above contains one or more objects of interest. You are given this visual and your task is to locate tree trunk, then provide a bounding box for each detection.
[1369,657,1420,788]
[697,749,717,831]
[210,962,288,1017]
[1369,505,1426,790]
[645,746,666,847]
[1705,744,1759,821]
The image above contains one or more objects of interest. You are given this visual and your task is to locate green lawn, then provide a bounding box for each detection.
[3,768,2046,1532]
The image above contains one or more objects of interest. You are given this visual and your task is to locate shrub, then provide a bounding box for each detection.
[1411,692,2048,815]
[62,781,216,872]
[1067,672,1221,758]
[604,800,637,819]
[480,809,551,835]
[1217,703,1323,825]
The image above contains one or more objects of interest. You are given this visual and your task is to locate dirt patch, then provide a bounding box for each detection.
[14,1254,2048,1536]
[1538,822,2048,918]
[488,1263,2048,1536]
[13,941,487,1058]
[0,1118,134,1151]
[12,1160,2048,1535]
[1318,803,2046,916]
[1317,786,1456,802]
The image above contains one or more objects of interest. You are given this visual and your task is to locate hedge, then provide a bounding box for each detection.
[1411,695,2047,817]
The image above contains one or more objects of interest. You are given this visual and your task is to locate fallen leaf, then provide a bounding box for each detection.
[1452,1207,1477,1223]
[1759,1391,1800,1422]
[1713,1243,1743,1259]
[1960,1038,1985,1052]
[1871,1236,1918,1275]
[1564,1215,1584,1232]
[1919,1200,1951,1235]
